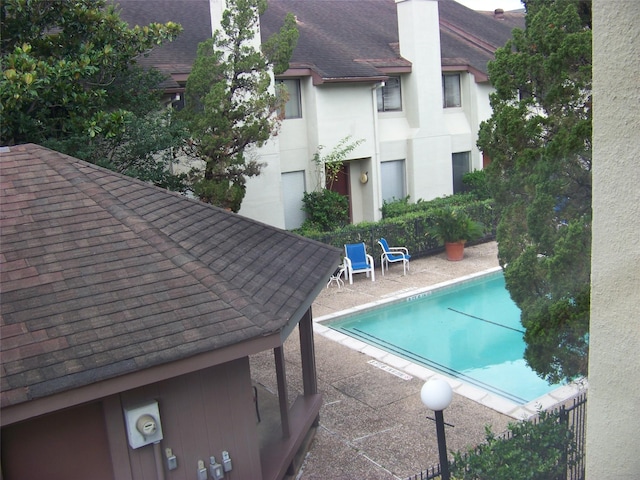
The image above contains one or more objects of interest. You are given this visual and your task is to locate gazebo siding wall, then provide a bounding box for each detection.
[1,357,262,480]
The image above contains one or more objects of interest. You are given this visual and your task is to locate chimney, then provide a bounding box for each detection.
[494,8,505,19]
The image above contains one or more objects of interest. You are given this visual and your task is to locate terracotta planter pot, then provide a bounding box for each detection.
[445,241,465,261]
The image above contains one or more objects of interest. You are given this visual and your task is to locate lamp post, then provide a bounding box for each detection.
[421,378,453,480]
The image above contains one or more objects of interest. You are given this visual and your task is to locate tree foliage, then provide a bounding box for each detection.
[1,0,188,190]
[451,409,577,480]
[298,136,364,232]
[478,0,592,383]
[300,190,349,233]
[311,135,364,191]
[180,0,298,211]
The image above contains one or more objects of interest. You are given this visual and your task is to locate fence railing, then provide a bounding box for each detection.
[562,393,587,480]
[406,463,443,480]
[407,393,587,480]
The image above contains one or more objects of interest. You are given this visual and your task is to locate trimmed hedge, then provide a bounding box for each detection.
[295,196,497,265]
[380,193,481,219]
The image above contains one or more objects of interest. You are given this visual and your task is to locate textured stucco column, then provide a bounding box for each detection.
[395,0,451,200]
[586,1,640,478]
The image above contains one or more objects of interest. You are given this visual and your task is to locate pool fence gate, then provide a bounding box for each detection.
[407,392,587,480]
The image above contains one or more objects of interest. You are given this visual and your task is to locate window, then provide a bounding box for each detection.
[442,74,461,108]
[377,76,402,112]
[277,79,302,119]
[518,84,533,101]
[381,160,406,202]
[452,152,470,194]
[170,92,185,111]
[281,171,307,229]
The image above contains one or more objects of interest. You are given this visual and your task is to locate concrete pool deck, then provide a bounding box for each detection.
[249,241,586,479]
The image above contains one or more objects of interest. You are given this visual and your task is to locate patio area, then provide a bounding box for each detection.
[249,241,580,479]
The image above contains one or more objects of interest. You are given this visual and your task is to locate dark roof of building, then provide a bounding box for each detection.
[478,8,528,30]
[262,0,522,82]
[0,144,341,408]
[261,0,406,81]
[116,0,523,86]
[437,0,523,79]
[116,0,212,89]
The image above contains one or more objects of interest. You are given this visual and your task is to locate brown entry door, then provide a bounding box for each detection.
[328,163,352,222]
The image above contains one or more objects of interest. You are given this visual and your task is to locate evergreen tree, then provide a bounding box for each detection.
[478,0,592,383]
[1,0,188,191]
[180,0,298,212]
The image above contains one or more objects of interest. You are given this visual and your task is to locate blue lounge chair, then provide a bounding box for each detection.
[378,238,411,276]
[344,243,375,284]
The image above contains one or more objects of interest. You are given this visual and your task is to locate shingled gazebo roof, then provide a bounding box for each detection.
[0,144,341,408]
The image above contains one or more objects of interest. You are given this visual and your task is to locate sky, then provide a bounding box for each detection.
[454,0,525,12]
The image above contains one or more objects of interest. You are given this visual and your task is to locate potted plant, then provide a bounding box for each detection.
[427,207,484,261]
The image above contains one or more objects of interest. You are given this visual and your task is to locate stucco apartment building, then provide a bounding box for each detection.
[119,0,523,229]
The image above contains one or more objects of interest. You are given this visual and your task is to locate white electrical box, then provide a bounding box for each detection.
[124,401,164,449]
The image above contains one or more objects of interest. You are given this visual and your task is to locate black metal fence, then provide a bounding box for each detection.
[407,393,588,480]
[562,393,587,480]
[406,464,443,480]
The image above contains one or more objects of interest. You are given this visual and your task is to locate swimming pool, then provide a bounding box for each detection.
[324,270,562,405]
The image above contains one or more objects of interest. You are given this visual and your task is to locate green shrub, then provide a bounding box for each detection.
[380,195,411,218]
[301,189,349,232]
[381,192,480,219]
[462,170,491,200]
[451,409,577,480]
[427,207,484,243]
[296,198,496,263]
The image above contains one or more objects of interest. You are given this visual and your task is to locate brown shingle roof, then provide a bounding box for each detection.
[116,0,212,88]
[0,144,341,407]
[116,0,523,86]
[260,0,407,81]
[438,0,524,78]
[260,0,523,82]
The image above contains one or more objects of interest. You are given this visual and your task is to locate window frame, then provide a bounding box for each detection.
[277,78,302,119]
[380,159,407,202]
[281,170,307,229]
[442,74,462,109]
[452,151,470,194]
[377,75,402,112]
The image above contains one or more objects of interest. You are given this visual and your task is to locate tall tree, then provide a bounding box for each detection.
[1,0,188,190]
[478,0,592,383]
[180,0,298,212]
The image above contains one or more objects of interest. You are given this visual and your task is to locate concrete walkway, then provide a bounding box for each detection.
[250,242,580,479]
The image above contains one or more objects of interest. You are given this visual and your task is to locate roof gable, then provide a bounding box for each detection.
[116,0,522,86]
[0,144,341,407]
[261,0,522,82]
[261,0,407,81]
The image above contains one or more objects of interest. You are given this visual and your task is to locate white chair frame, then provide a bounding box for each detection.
[378,240,410,276]
[344,244,375,284]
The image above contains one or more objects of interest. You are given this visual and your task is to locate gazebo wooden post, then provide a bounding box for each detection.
[299,308,318,396]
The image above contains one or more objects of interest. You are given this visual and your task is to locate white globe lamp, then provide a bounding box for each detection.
[420,378,453,480]
[420,378,453,411]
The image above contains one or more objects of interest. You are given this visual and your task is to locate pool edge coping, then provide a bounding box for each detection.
[313,266,588,419]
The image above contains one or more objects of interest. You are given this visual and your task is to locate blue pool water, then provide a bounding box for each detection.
[327,272,561,404]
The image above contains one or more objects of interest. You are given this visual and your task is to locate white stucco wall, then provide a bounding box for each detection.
[396,0,454,202]
[314,84,376,157]
[240,0,500,226]
[239,138,287,228]
[586,1,640,478]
